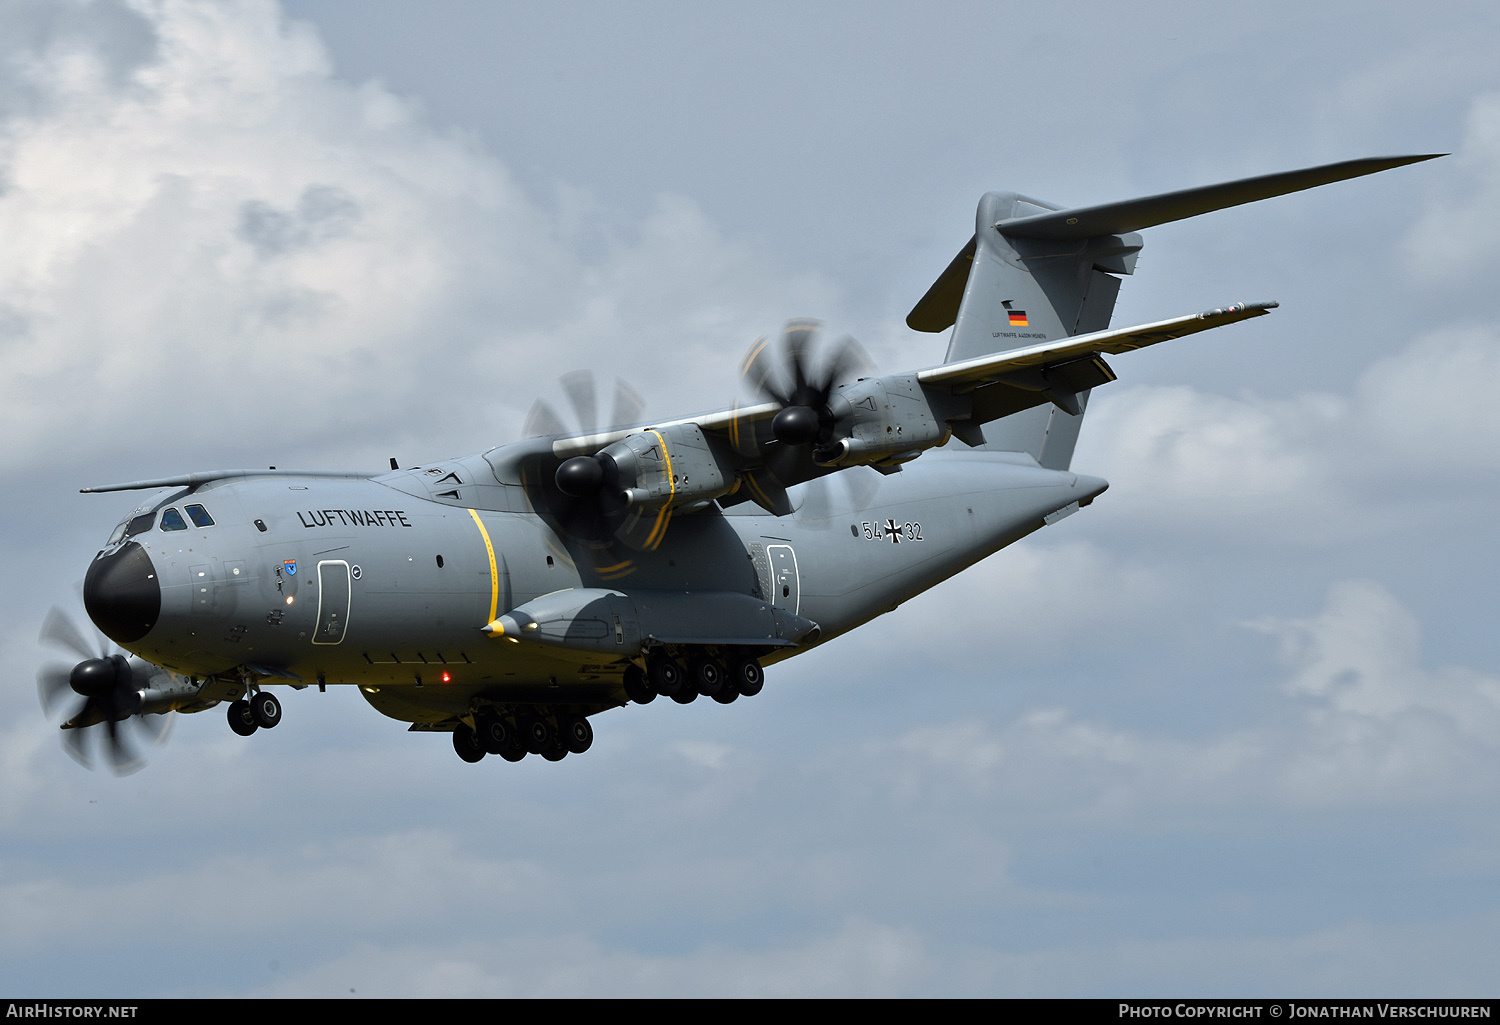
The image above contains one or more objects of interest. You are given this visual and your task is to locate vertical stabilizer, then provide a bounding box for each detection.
[927,192,1139,468]
[944,192,1139,366]
[907,156,1444,469]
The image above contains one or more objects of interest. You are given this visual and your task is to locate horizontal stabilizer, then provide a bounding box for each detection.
[918,301,1277,389]
[996,155,1444,240]
[907,155,1443,333]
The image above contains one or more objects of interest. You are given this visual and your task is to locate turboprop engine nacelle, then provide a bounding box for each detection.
[817,374,948,468]
[599,423,737,511]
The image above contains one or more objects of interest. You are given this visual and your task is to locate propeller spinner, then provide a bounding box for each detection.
[521,372,647,544]
[37,606,171,775]
[736,319,874,483]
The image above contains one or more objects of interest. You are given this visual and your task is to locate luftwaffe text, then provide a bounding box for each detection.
[297,510,412,528]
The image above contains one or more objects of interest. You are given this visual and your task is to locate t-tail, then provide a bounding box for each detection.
[905,155,1443,470]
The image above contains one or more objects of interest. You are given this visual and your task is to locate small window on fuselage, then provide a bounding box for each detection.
[185,504,214,527]
[124,512,156,537]
[160,508,188,531]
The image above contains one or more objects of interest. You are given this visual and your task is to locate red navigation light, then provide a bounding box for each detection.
[441,671,452,683]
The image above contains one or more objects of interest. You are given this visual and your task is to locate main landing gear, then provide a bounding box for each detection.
[227,690,282,737]
[447,654,766,765]
[452,709,594,764]
[623,653,764,706]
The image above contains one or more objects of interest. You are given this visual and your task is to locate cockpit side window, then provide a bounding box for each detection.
[185,504,215,527]
[124,512,156,537]
[160,508,188,531]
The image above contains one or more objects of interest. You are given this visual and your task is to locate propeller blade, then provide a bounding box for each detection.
[36,664,74,717]
[560,370,599,435]
[739,334,790,406]
[840,465,882,512]
[61,724,91,770]
[40,607,96,662]
[522,373,650,546]
[523,399,569,439]
[794,465,882,529]
[762,440,810,488]
[609,377,646,431]
[782,319,821,404]
[727,400,766,459]
[135,711,175,746]
[41,606,171,774]
[795,479,834,525]
[101,717,144,777]
[737,320,878,473]
[820,334,875,391]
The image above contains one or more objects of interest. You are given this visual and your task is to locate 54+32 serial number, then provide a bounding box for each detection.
[859,520,924,543]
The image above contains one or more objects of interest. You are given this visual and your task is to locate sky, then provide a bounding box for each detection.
[3,0,1500,997]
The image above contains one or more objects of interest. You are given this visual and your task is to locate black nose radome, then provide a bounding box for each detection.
[84,541,160,644]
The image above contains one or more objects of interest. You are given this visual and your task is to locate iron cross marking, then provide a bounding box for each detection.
[885,519,901,543]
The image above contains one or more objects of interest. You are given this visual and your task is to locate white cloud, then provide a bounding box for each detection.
[0,0,833,475]
[1351,324,1500,472]
[1077,321,1500,541]
[1407,91,1500,286]
[873,580,1500,815]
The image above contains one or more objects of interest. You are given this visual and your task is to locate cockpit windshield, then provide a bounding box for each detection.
[123,512,155,538]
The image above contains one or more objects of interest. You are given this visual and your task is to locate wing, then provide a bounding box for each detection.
[528,300,1277,520]
[549,401,781,459]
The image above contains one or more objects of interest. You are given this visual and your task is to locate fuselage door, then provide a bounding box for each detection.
[313,560,351,645]
[766,544,799,615]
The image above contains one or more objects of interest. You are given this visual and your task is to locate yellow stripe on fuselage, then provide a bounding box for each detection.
[469,508,499,624]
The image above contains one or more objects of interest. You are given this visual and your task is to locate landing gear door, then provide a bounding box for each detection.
[766,544,799,615]
[313,560,350,645]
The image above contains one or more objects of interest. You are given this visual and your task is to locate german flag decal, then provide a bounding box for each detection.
[1008,310,1028,326]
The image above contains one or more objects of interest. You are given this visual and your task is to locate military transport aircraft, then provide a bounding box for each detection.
[38,155,1441,772]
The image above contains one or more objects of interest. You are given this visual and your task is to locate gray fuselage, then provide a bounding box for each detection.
[84,445,1104,727]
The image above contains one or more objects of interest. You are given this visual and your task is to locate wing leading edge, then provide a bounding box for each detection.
[917,301,1278,389]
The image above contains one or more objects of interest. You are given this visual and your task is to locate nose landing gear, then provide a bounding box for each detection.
[227,690,283,736]
[228,700,257,737]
